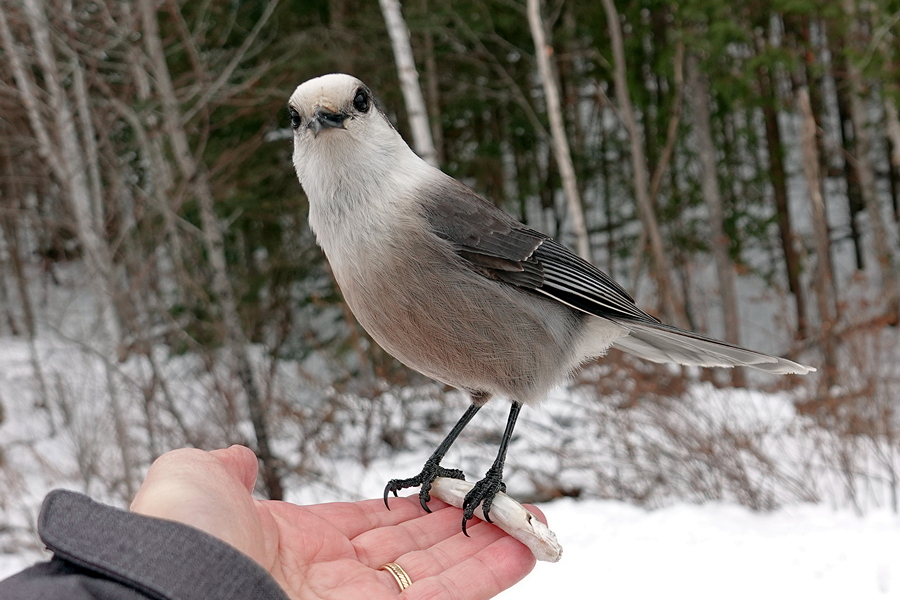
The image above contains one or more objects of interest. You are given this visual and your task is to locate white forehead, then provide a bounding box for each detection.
[289,73,363,112]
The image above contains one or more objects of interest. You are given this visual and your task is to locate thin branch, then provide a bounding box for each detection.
[181,0,280,123]
[648,39,684,203]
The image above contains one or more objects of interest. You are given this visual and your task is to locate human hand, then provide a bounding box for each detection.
[130,446,539,599]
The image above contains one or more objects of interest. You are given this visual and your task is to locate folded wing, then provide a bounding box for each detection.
[421,177,814,375]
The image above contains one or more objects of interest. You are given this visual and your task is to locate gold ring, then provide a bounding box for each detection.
[379,562,412,591]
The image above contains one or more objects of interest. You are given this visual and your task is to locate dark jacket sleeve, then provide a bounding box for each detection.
[0,489,290,600]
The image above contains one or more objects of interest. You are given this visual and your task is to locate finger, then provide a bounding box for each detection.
[352,503,483,567]
[349,499,550,569]
[130,448,210,512]
[406,534,537,600]
[305,494,451,540]
[374,517,510,580]
[209,445,259,493]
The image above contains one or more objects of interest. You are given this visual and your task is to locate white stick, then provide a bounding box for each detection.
[430,477,563,562]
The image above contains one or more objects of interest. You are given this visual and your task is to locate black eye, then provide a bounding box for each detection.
[288,107,302,129]
[353,88,370,113]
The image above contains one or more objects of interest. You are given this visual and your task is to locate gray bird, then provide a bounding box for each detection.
[288,73,814,532]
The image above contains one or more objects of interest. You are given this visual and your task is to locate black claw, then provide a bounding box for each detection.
[482,497,495,523]
[460,467,506,534]
[383,463,466,512]
[382,485,400,510]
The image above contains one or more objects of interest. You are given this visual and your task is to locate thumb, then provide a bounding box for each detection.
[209,445,260,493]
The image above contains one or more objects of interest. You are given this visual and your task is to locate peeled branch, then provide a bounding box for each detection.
[429,477,563,562]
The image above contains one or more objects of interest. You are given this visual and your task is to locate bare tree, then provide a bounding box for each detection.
[686,52,743,385]
[526,0,590,260]
[600,0,688,327]
[1,3,122,350]
[2,1,137,495]
[137,0,283,499]
[649,39,685,204]
[379,0,438,166]
[754,29,809,339]
[797,87,838,387]
[419,0,444,165]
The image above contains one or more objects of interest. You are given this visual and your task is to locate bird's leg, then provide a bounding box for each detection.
[384,402,482,513]
[461,401,522,535]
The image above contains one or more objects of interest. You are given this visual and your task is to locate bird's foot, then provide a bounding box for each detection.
[383,458,465,513]
[461,465,507,536]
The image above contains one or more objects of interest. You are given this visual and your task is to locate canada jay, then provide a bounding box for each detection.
[289,73,814,533]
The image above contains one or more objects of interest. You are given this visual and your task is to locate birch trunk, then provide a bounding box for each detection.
[68,49,105,229]
[1,4,122,350]
[420,0,444,165]
[526,0,591,261]
[600,0,688,327]
[378,0,438,166]
[686,54,743,385]
[138,0,283,499]
[798,88,838,386]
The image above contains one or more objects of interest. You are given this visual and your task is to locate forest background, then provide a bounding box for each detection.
[1,0,900,563]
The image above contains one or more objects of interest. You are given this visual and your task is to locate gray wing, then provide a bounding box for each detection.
[420,177,814,375]
[421,177,655,323]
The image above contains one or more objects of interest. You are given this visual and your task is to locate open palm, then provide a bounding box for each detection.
[130,446,538,600]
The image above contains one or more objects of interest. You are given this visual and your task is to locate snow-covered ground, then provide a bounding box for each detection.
[510,500,900,599]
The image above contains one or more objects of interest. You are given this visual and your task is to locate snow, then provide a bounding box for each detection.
[502,499,900,599]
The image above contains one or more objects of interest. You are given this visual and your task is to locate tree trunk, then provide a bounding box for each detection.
[798,88,838,387]
[686,53,743,386]
[138,0,283,499]
[66,21,106,231]
[526,0,590,261]
[831,47,867,271]
[378,0,438,166]
[649,39,684,204]
[4,2,123,351]
[420,0,444,166]
[600,0,688,327]
[754,54,809,339]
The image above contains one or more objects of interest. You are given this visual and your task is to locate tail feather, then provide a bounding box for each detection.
[611,321,815,375]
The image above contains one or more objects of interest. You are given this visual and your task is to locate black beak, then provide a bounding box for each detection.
[309,108,347,136]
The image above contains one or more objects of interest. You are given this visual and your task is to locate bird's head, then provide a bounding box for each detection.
[288,74,376,137]
[288,74,408,187]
